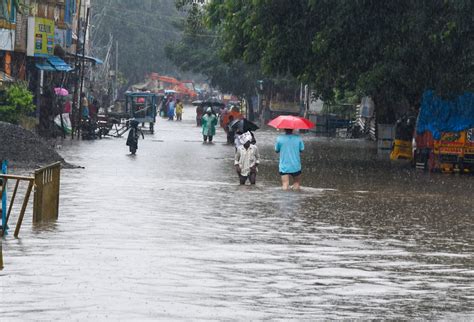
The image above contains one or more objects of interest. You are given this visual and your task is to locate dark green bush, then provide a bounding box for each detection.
[0,82,35,124]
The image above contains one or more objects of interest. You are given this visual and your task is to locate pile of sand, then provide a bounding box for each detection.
[0,121,64,167]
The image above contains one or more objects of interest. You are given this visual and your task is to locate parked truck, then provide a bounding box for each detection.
[412,90,474,173]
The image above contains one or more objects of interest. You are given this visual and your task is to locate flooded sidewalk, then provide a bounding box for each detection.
[1,106,473,320]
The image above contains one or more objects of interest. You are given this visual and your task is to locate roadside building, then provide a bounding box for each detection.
[2,0,98,135]
[0,0,17,80]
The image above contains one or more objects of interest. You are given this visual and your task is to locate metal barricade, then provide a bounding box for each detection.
[33,162,61,222]
[0,174,35,237]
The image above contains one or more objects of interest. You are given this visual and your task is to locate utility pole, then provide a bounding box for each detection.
[71,0,82,139]
[115,40,118,100]
[78,6,91,139]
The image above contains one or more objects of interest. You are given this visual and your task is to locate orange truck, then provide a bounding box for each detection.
[415,130,474,173]
[415,131,467,172]
[414,90,474,173]
[435,131,466,172]
[464,128,474,171]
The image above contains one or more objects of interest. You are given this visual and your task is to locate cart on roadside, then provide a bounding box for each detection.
[96,111,130,138]
[125,92,160,134]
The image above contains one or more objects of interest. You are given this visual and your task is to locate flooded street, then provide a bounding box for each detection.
[2,106,473,320]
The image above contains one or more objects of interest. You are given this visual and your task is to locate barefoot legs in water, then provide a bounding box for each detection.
[292,175,301,190]
[281,174,301,190]
[281,175,290,190]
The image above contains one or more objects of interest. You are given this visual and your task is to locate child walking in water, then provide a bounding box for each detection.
[126,120,144,155]
[175,99,184,121]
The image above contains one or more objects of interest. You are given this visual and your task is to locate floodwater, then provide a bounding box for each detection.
[1,106,473,320]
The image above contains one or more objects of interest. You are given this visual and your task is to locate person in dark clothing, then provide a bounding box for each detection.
[160,96,167,117]
[126,120,144,155]
[226,115,235,144]
[196,104,204,126]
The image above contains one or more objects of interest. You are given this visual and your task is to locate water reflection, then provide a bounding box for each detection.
[1,107,473,320]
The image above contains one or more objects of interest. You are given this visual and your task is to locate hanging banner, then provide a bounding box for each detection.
[27,17,55,57]
[54,28,66,48]
[0,28,14,51]
[54,28,73,49]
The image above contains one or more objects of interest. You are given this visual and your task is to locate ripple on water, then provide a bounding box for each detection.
[1,115,473,320]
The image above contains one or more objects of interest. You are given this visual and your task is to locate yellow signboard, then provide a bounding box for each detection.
[27,17,55,56]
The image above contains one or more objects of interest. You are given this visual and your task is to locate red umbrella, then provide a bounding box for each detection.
[267,115,315,130]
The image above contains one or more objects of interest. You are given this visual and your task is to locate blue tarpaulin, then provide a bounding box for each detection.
[35,62,56,72]
[416,90,474,140]
[35,56,73,72]
[47,56,74,72]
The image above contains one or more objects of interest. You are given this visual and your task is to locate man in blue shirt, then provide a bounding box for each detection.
[275,129,304,190]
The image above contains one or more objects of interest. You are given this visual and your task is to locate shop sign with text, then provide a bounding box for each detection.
[27,17,55,57]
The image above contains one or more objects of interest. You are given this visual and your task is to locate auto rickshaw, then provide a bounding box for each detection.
[390,115,416,161]
[125,92,159,133]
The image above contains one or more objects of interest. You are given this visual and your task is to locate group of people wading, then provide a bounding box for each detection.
[232,128,304,190]
[160,96,184,121]
[127,101,305,190]
[198,106,304,190]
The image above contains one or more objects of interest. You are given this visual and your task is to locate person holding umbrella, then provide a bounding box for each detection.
[234,132,260,185]
[229,118,259,146]
[269,115,314,190]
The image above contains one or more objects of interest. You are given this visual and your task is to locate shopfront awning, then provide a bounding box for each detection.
[67,54,103,65]
[35,62,56,71]
[35,56,74,72]
[47,56,74,72]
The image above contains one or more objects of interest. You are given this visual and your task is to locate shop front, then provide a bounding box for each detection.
[27,17,74,135]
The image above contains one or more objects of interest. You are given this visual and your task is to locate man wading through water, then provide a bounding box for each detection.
[234,132,260,185]
[275,129,304,190]
[201,107,218,143]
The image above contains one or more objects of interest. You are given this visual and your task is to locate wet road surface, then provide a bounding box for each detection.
[1,106,473,320]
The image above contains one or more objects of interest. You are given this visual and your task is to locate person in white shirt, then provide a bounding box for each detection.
[234,132,260,185]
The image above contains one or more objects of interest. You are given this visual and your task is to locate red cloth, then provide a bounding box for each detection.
[63,101,71,113]
[89,103,97,117]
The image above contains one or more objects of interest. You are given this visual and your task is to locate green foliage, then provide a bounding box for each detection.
[165,1,263,98]
[0,82,35,124]
[207,0,474,119]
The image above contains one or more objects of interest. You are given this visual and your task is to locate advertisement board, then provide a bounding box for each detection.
[27,17,55,57]
[0,28,14,51]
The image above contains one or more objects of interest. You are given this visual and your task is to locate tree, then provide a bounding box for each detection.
[166,1,263,119]
[91,0,184,85]
[207,0,474,122]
